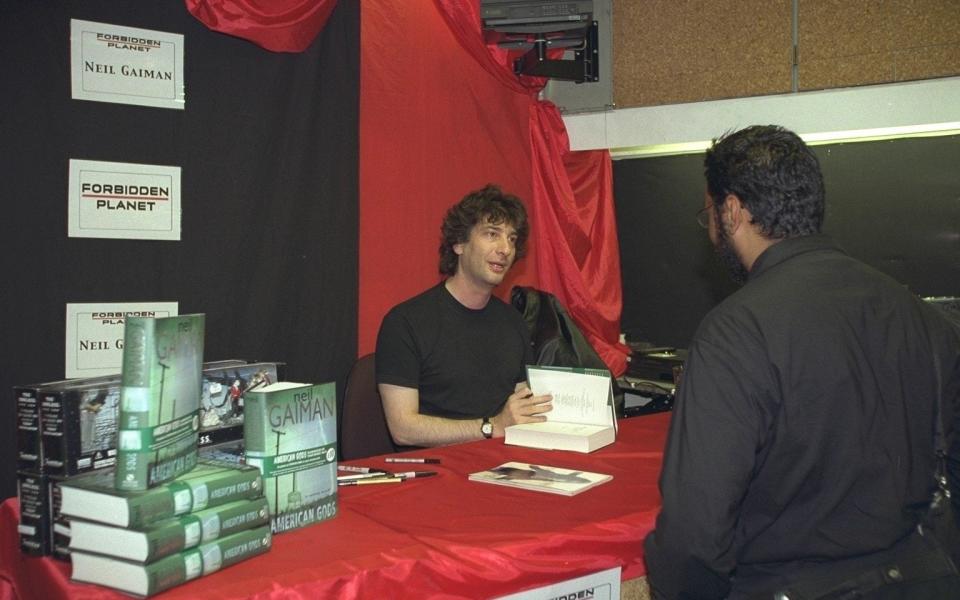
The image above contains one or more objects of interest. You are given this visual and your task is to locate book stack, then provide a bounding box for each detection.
[13,358,280,559]
[62,459,272,596]
[16,373,121,557]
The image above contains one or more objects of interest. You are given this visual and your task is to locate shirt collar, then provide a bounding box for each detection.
[749,234,844,281]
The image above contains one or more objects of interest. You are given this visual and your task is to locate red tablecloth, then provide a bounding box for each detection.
[0,412,670,600]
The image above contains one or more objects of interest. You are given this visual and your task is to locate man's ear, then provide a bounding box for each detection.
[453,242,464,256]
[721,193,745,234]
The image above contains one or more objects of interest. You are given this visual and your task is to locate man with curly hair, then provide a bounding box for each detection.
[375,184,552,447]
[644,125,960,599]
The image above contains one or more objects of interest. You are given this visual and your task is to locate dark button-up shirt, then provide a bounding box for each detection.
[644,234,960,599]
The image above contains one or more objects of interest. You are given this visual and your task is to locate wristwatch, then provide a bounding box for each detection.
[481,417,493,439]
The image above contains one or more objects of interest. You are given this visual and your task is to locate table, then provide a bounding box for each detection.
[0,412,670,600]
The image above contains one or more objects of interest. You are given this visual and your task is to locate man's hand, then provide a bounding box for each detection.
[491,386,552,436]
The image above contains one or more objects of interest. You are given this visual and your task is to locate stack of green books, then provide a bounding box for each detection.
[61,459,272,597]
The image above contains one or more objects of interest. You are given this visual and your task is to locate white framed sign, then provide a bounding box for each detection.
[65,302,178,378]
[68,159,181,240]
[495,567,621,600]
[71,19,185,109]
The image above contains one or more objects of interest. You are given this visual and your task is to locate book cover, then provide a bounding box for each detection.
[41,376,121,477]
[243,381,338,534]
[199,362,280,448]
[69,496,269,563]
[198,439,246,464]
[116,314,206,490]
[16,374,116,472]
[70,524,272,597]
[60,459,263,529]
[468,462,612,496]
[37,360,250,479]
[16,471,49,556]
[504,366,618,453]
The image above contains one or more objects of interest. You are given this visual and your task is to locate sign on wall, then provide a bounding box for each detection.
[70,19,185,110]
[495,567,621,600]
[68,159,182,240]
[65,302,178,378]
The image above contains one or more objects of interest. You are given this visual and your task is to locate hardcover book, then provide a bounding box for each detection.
[504,366,618,453]
[70,524,272,597]
[48,475,70,560]
[69,496,269,563]
[243,381,338,534]
[468,462,612,496]
[116,314,206,490]
[60,459,263,529]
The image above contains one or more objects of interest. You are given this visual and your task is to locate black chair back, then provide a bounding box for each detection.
[340,354,398,460]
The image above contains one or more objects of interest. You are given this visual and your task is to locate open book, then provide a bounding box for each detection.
[469,462,612,496]
[504,366,617,453]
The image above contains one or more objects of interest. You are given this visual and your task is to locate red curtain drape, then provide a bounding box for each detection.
[433,1,629,376]
[185,0,630,376]
[358,1,537,362]
[184,0,338,52]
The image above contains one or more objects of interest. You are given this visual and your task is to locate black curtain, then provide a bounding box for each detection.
[614,135,960,349]
[0,1,360,499]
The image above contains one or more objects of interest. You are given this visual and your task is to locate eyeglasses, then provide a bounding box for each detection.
[696,205,713,229]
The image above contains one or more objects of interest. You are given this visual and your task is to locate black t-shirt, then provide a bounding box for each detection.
[375,283,533,419]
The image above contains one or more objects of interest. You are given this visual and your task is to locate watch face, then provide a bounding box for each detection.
[481,421,493,437]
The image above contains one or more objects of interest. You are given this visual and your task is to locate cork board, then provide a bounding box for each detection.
[798,0,960,91]
[613,0,960,108]
[613,0,793,108]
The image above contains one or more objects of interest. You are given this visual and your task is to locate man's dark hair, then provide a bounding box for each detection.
[438,184,529,276]
[705,125,825,239]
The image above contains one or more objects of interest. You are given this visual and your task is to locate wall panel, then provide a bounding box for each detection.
[0,0,360,499]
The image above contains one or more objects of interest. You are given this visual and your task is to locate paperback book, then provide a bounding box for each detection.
[243,381,338,534]
[71,524,272,597]
[60,459,263,529]
[116,314,206,490]
[69,496,269,563]
[468,462,612,496]
[505,366,618,453]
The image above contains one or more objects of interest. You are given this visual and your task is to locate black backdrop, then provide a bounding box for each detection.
[614,134,960,349]
[0,1,360,499]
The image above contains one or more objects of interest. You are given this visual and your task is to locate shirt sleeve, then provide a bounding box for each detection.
[644,310,774,600]
[375,307,421,390]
